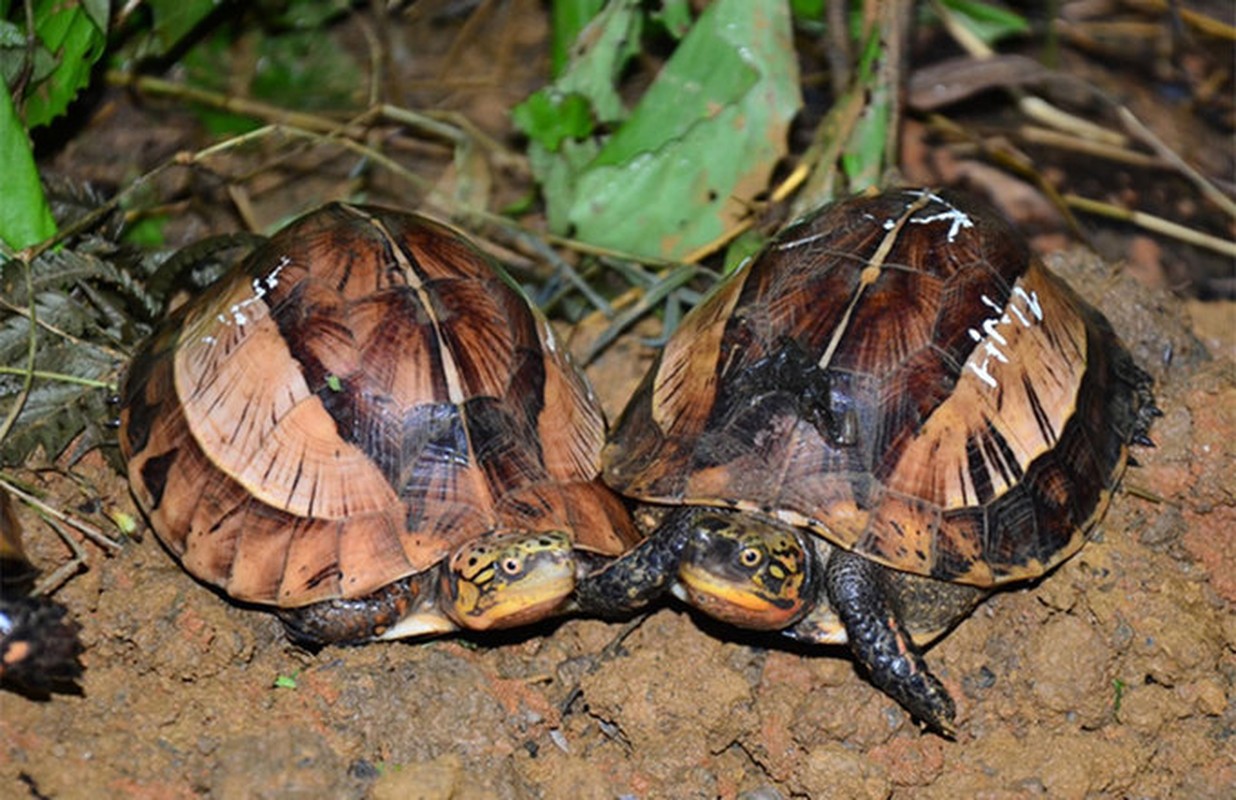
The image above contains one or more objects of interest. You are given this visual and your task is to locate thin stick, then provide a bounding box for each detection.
[1116,106,1236,219]
[31,516,88,596]
[0,476,122,553]
[0,367,115,388]
[1064,194,1236,258]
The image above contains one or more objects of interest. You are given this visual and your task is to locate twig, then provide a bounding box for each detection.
[1116,106,1236,219]
[1123,0,1236,40]
[579,264,700,365]
[31,515,88,596]
[1016,125,1162,168]
[1064,194,1236,258]
[0,475,122,554]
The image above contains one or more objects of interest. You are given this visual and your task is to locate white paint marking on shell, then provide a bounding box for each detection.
[1014,286,1043,321]
[202,261,289,343]
[964,288,1044,389]
[775,230,828,250]
[904,190,975,242]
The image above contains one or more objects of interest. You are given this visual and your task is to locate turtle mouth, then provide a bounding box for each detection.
[676,562,808,630]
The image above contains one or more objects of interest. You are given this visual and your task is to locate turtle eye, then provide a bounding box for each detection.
[500,556,524,576]
[738,547,763,568]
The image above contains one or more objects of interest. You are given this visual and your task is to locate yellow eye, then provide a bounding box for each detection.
[739,547,763,568]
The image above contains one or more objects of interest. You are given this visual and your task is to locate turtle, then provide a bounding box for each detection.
[576,188,1160,734]
[119,203,641,645]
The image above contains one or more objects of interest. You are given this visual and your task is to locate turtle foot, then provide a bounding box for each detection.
[825,548,958,736]
[854,614,957,736]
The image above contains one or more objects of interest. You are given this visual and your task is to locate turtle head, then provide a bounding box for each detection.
[442,531,578,630]
[674,511,814,630]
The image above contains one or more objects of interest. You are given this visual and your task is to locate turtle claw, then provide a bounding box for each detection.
[871,642,958,737]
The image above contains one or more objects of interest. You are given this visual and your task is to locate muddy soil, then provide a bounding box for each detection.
[2,246,1234,799]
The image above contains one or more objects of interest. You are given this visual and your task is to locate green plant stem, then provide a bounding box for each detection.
[0,367,116,389]
[0,258,37,446]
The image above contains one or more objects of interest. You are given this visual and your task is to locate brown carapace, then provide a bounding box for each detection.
[605,188,1155,587]
[596,188,1157,733]
[120,203,639,642]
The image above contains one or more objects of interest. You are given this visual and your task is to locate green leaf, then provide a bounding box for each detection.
[721,228,767,276]
[0,20,55,87]
[249,28,365,111]
[524,0,643,128]
[514,0,642,232]
[789,0,825,23]
[21,0,107,130]
[80,0,109,32]
[936,0,1028,45]
[840,29,889,190]
[0,87,55,250]
[122,215,170,248]
[528,136,601,234]
[511,90,595,152]
[566,0,801,260]
[139,0,218,58]
[650,0,692,39]
[549,0,605,76]
[274,673,299,689]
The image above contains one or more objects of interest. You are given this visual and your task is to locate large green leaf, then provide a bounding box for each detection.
[21,0,106,129]
[518,0,799,261]
[567,0,800,260]
[0,87,54,249]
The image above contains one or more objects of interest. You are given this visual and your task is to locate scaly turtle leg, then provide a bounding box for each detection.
[821,548,957,735]
[573,508,695,616]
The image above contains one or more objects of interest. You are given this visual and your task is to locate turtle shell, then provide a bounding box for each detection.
[604,189,1153,587]
[121,203,638,608]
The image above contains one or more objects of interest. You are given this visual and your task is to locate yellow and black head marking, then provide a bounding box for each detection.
[443,531,578,630]
[675,512,812,629]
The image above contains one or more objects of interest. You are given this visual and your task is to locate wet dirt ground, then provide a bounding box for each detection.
[3,3,1235,798]
[2,249,1234,799]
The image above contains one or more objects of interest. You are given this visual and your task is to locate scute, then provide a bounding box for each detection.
[604,189,1153,587]
[121,203,638,608]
